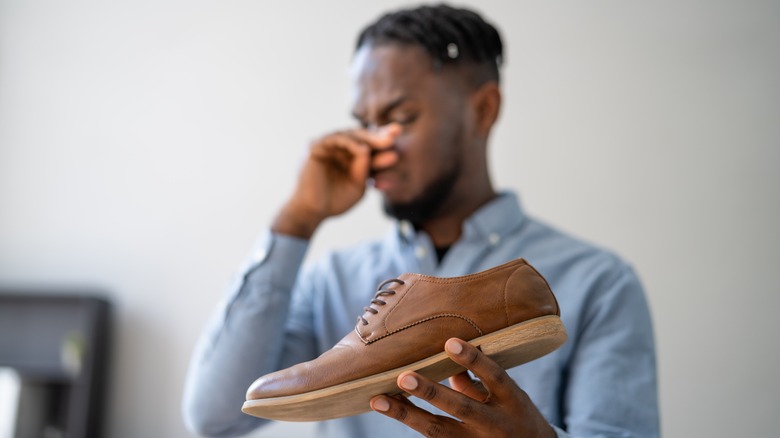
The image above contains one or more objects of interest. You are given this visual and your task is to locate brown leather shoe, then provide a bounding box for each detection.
[242,258,566,421]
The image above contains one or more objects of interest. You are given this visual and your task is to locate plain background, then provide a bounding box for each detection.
[1,1,778,437]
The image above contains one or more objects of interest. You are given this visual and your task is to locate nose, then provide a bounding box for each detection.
[367,122,401,133]
[366,123,386,134]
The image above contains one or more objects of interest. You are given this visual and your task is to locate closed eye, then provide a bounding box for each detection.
[393,114,418,125]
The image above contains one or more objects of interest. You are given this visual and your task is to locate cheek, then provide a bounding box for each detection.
[392,111,463,174]
[396,131,457,186]
[393,131,439,174]
[396,120,449,158]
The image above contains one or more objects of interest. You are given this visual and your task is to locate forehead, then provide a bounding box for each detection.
[349,44,437,113]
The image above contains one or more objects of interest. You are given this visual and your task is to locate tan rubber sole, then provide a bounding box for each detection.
[241,314,567,421]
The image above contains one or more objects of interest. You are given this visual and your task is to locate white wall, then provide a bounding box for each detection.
[1,1,778,437]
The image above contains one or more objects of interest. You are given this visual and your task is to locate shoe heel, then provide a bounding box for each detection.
[474,315,567,370]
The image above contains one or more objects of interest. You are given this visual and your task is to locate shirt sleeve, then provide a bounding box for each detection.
[553,424,572,437]
[561,263,660,437]
[181,230,313,437]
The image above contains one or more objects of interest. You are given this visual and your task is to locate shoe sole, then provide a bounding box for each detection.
[241,314,567,421]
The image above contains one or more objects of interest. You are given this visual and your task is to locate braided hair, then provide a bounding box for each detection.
[355,4,504,86]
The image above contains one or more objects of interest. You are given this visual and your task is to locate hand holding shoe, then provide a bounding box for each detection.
[370,338,556,438]
[242,259,566,422]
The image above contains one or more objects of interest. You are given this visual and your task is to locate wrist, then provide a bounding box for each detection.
[271,203,324,240]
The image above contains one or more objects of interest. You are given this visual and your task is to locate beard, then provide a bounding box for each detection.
[381,158,461,224]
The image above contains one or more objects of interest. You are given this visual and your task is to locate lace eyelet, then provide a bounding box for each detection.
[356,278,405,325]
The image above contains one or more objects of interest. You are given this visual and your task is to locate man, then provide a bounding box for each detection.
[183,4,659,437]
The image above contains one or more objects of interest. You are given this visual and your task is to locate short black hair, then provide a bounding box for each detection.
[355,4,504,85]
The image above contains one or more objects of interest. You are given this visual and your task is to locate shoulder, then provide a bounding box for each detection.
[515,216,644,305]
[522,217,630,270]
[516,217,654,354]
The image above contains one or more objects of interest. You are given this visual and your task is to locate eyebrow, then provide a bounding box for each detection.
[352,95,410,122]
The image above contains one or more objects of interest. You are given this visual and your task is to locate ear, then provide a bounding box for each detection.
[471,82,501,137]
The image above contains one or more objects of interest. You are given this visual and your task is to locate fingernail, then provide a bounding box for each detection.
[372,397,390,412]
[379,123,400,136]
[400,374,418,390]
[446,339,463,355]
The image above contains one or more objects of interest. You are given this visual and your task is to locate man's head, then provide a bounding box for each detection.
[356,4,504,88]
[351,4,503,227]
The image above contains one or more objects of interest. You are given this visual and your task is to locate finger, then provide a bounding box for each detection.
[445,338,518,401]
[345,125,401,164]
[351,123,402,149]
[313,124,400,170]
[395,370,487,422]
[370,394,461,436]
[366,125,401,171]
[311,136,371,182]
[448,371,489,402]
[370,148,399,171]
[317,126,395,154]
[312,134,369,160]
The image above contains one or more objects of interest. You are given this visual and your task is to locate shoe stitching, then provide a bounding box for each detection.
[357,278,405,326]
[503,273,511,328]
[410,261,525,284]
[381,263,519,328]
[383,279,417,334]
[356,313,484,344]
[355,259,527,343]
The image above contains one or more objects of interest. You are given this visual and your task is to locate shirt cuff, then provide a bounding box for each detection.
[243,230,309,287]
[220,229,309,311]
[552,424,571,438]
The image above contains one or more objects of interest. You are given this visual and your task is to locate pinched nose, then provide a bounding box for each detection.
[373,122,402,139]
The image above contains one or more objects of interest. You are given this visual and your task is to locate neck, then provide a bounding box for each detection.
[415,182,496,248]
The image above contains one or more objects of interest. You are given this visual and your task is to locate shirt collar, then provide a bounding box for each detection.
[396,190,525,244]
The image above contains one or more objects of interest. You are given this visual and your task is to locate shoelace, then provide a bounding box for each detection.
[357,278,405,326]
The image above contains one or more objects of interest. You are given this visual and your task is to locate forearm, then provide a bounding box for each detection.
[182,231,309,437]
[562,264,659,437]
[271,201,325,240]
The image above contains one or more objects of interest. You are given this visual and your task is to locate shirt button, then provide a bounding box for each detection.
[414,246,427,259]
[488,233,501,246]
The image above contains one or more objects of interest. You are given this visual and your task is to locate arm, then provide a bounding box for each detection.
[182,125,402,437]
[560,264,659,437]
[181,232,311,437]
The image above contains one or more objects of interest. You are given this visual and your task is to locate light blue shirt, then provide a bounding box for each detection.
[182,192,659,437]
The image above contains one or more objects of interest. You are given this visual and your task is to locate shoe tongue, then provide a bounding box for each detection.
[355,273,415,343]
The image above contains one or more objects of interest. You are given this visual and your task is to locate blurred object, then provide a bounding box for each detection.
[61,331,85,378]
[0,294,111,438]
[0,368,21,438]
